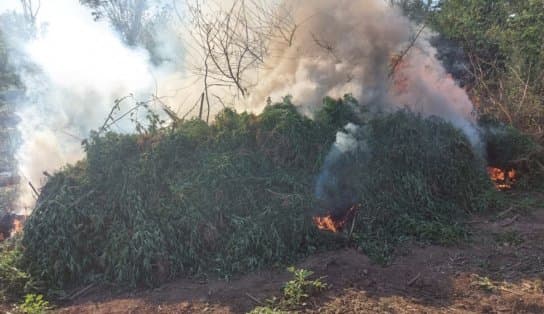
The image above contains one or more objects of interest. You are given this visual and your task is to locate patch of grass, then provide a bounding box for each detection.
[471,274,496,292]
[400,215,470,245]
[506,191,544,213]
[351,233,396,266]
[484,189,543,219]
[15,294,52,314]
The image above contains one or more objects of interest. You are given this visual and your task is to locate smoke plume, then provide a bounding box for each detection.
[314,123,367,211]
[1,0,158,211]
[0,0,482,212]
[244,0,482,211]
[249,0,480,146]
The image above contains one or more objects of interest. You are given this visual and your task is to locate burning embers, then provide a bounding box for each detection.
[0,213,26,241]
[313,205,358,233]
[487,167,517,190]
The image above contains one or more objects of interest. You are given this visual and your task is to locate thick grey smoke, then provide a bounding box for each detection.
[249,0,408,111]
[245,0,483,211]
[314,123,367,211]
[249,0,480,146]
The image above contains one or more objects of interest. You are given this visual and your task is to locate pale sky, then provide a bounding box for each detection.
[0,0,20,15]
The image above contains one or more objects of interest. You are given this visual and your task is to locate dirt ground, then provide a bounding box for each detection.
[56,191,544,314]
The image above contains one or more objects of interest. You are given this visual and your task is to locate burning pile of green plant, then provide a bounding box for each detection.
[312,110,494,263]
[19,97,498,291]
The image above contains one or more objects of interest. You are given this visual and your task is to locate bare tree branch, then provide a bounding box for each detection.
[20,0,40,26]
[184,0,295,121]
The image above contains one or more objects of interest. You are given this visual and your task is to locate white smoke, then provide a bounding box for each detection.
[314,123,359,196]
[314,123,368,211]
[1,0,157,210]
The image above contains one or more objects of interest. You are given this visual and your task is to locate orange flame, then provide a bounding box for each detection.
[313,215,341,232]
[313,205,358,233]
[487,167,516,190]
[0,215,25,242]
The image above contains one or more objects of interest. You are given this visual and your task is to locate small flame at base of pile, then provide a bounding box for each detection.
[487,167,516,190]
[0,214,26,241]
[313,205,359,233]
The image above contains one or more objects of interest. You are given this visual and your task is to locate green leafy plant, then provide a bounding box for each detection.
[471,275,496,292]
[282,267,327,307]
[16,294,51,314]
[432,0,544,135]
[0,241,38,302]
[247,267,327,313]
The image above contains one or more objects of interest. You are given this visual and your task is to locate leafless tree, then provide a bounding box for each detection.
[183,0,296,121]
[20,0,40,26]
[80,0,152,46]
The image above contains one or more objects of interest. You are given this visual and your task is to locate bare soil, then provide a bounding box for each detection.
[55,191,544,314]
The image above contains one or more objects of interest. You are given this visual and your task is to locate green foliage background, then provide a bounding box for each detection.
[431,0,544,136]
